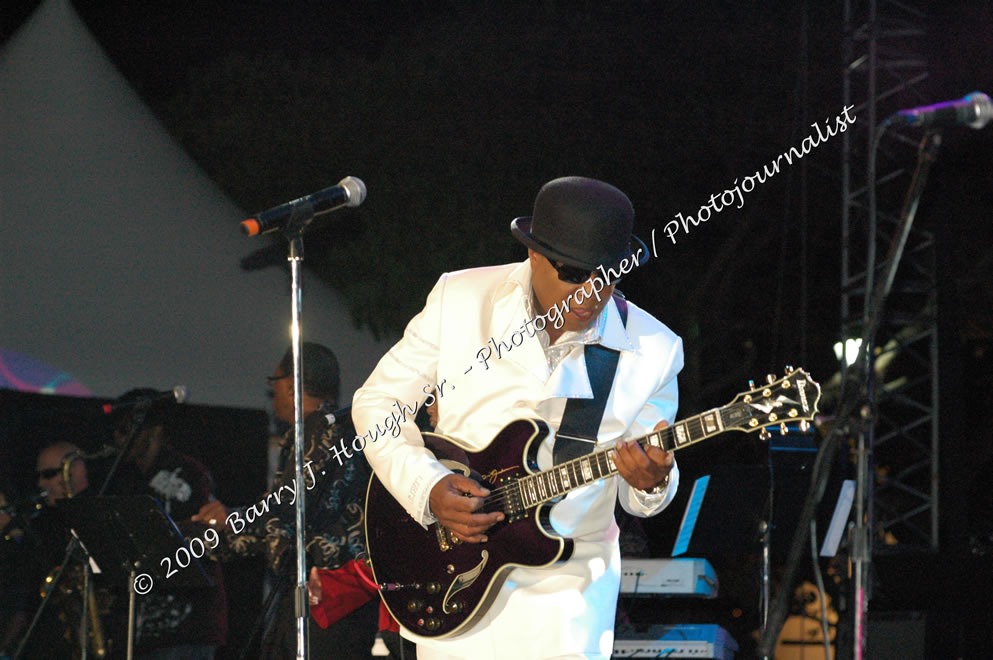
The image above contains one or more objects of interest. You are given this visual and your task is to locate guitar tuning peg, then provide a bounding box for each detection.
[780,422,788,436]
[785,365,794,374]
[766,374,776,384]
[748,379,756,389]
[799,419,811,433]
[759,428,772,442]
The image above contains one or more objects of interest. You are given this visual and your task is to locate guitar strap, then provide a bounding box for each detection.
[553,294,628,465]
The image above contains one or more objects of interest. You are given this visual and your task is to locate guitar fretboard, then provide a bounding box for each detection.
[514,407,730,510]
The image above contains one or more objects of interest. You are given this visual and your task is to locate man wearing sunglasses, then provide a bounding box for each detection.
[353,176,683,660]
[36,441,89,506]
[193,343,379,659]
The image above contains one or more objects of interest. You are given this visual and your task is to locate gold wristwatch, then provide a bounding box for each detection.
[640,472,670,495]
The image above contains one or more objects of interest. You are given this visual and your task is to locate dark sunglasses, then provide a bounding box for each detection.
[547,257,596,285]
[37,467,62,480]
[546,256,624,286]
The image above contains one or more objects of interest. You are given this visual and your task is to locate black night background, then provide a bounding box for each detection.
[2,1,992,658]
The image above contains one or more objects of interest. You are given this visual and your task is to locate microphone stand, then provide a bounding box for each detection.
[283,205,316,660]
[237,407,345,660]
[758,442,776,659]
[241,181,364,659]
[757,127,943,658]
[14,405,149,660]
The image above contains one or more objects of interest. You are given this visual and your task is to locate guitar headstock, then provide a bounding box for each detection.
[724,367,821,439]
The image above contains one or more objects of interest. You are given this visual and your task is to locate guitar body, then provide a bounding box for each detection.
[365,418,571,639]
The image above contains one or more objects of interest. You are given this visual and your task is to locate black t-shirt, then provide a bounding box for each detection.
[109,445,228,651]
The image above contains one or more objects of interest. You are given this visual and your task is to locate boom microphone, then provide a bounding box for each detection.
[102,386,188,414]
[891,91,993,129]
[240,176,367,236]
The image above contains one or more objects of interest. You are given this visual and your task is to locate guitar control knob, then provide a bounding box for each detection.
[425,618,442,632]
[449,601,464,613]
[417,618,425,627]
[407,600,423,613]
[426,582,441,594]
[425,606,434,614]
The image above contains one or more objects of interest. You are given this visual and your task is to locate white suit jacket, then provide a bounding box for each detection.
[352,260,684,659]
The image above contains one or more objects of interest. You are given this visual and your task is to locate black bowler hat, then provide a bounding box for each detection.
[511,176,650,275]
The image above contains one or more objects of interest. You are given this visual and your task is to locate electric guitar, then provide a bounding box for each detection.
[364,368,821,638]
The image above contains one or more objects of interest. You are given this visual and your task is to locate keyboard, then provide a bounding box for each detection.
[619,558,718,598]
[613,623,738,659]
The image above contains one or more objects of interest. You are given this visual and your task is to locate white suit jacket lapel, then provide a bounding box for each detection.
[487,263,550,385]
[545,347,592,400]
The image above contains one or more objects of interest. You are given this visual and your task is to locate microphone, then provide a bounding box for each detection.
[891,91,993,129]
[102,386,188,414]
[240,176,367,236]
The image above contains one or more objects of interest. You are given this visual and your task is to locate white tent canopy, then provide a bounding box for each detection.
[0,0,392,411]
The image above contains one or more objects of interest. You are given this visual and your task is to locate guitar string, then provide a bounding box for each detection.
[477,407,739,511]
[479,432,664,510]
[469,392,791,510]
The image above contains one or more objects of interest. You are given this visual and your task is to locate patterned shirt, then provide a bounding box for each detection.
[222,403,370,575]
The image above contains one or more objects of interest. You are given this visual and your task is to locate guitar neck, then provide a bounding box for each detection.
[512,407,729,511]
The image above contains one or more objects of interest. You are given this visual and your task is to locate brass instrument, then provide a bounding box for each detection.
[41,564,110,659]
[39,453,111,659]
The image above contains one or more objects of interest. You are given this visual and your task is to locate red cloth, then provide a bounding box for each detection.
[309,559,379,629]
[379,600,400,633]
[310,559,403,633]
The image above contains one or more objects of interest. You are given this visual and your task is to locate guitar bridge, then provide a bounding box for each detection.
[434,524,464,551]
[434,524,451,551]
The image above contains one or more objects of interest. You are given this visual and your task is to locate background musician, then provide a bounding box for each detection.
[193,343,379,659]
[0,482,32,660]
[107,390,228,660]
[15,442,96,658]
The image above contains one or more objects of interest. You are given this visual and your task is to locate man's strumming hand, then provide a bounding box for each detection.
[429,473,504,543]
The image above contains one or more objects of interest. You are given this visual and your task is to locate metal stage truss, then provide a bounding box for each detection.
[841,0,937,554]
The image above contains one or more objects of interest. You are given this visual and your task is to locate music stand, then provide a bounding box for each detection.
[671,465,768,558]
[820,479,856,558]
[60,495,213,659]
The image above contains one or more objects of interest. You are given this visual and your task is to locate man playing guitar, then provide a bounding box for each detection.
[353,176,681,660]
